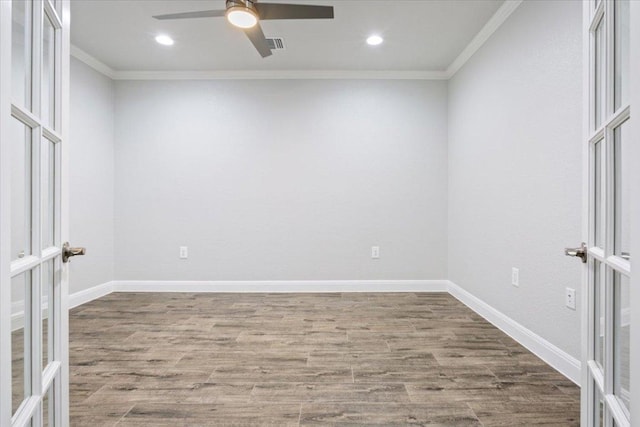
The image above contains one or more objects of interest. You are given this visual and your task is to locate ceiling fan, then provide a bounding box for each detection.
[153,0,334,58]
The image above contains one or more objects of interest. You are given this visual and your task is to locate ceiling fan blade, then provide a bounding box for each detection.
[153,10,226,20]
[244,23,272,58]
[254,3,334,20]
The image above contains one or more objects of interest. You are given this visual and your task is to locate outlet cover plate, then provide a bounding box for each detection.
[566,287,576,310]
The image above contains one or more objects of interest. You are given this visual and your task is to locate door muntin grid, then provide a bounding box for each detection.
[585,1,631,426]
[8,1,64,426]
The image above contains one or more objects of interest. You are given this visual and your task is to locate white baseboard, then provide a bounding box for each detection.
[113,280,449,293]
[447,281,581,385]
[68,281,115,309]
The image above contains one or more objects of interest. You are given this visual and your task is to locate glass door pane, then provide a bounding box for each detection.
[11,0,32,109]
[10,118,33,261]
[593,140,604,248]
[613,121,630,260]
[594,383,605,427]
[594,260,605,368]
[42,139,56,249]
[614,272,630,414]
[11,271,32,416]
[614,0,629,110]
[42,260,55,367]
[42,384,53,427]
[594,18,605,129]
[42,14,56,128]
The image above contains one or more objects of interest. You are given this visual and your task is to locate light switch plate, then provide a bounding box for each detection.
[371,246,380,259]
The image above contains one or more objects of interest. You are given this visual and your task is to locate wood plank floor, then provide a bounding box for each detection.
[62,292,579,425]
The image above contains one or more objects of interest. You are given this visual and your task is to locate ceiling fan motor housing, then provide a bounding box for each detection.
[226,0,257,12]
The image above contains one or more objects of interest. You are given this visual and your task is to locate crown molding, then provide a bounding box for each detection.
[446,0,523,79]
[69,46,447,80]
[70,1,522,82]
[112,69,448,80]
[70,45,116,79]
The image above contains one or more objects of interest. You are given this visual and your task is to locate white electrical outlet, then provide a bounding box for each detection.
[371,246,380,259]
[566,287,576,310]
[179,246,188,259]
[511,268,519,287]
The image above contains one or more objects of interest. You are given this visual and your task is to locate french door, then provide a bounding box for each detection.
[0,1,70,426]
[582,0,632,426]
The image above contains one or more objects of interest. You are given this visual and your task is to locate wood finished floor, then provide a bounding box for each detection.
[64,292,579,426]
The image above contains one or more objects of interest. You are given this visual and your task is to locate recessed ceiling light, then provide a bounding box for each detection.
[155,35,174,46]
[366,35,384,46]
[226,7,258,29]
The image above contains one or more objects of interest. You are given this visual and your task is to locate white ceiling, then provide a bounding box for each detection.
[70,0,504,72]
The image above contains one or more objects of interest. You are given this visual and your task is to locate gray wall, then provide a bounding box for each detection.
[69,57,115,293]
[447,0,583,358]
[67,1,588,365]
[113,79,448,281]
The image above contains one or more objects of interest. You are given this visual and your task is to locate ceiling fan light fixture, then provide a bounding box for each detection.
[226,7,258,29]
[366,35,384,46]
[155,34,175,46]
